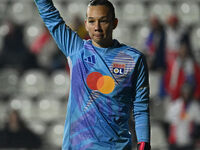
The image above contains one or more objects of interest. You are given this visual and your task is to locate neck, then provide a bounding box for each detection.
[92,39,113,48]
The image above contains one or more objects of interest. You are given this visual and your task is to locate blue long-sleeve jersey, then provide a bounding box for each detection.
[35,0,150,149]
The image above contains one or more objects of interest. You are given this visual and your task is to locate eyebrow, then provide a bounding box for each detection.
[87,16,109,20]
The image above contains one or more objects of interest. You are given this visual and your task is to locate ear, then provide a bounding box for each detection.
[113,18,118,30]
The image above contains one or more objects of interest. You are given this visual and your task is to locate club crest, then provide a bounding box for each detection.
[113,64,125,75]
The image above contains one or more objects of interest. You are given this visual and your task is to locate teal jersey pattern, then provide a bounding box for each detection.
[35,0,150,150]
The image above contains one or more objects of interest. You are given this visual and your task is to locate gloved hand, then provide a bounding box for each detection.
[137,142,151,150]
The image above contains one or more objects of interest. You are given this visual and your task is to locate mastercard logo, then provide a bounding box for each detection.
[86,72,115,94]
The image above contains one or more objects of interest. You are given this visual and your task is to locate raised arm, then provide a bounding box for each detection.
[34,0,84,57]
[133,55,151,149]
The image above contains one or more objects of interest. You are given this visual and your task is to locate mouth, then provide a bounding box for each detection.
[94,34,103,39]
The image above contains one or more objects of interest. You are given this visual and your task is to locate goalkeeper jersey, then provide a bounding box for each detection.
[35,0,150,149]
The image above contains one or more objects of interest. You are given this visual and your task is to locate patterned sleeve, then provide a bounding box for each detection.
[34,0,84,57]
[133,55,151,142]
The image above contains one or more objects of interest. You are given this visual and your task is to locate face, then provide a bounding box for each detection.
[85,5,118,48]
[179,44,188,58]
[9,111,19,124]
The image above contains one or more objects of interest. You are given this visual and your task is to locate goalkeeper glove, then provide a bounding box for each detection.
[137,142,151,150]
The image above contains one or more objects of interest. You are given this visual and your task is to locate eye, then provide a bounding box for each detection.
[100,20,108,23]
[88,20,94,23]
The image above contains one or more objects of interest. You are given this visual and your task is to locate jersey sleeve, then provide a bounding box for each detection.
[34,0,84,57]
[133,55,150,143]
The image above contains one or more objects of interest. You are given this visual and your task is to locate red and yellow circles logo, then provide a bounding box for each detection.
[86,72,115,94]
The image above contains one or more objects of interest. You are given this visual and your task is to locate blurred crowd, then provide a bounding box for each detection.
[144,14,200,150]
[0,0,200,150]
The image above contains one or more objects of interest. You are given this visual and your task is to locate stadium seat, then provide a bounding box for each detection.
[151,122,167,150]
[46,121,65,148]
[191,25,200,64]
[9,95,37,121]
[36,96,63,122]
[0,68,19,97]
[121,2,147,25]
[113,25,133,46]
[0,2,7,20]
[149,71,162,98]
[177,1,200,25]
[64,2,87,24]
[0,22,10,37]
[8,1,34,24]
[19,69,48,98]
[53,1,66,18]
[191,25,200,51]
[48,70,70,99]
[135,25,150,51]
[151,98,166,122]
[0,22,10,53]
[28,119,47,136]
[149,2,174,22]
[0,100,8,127]
[24,22,44,47]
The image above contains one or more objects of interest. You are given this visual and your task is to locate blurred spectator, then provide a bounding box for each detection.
[0,109,42,148]
[165,14,184,64]
[0,21,38,71]
[145,16,166,71]
[165,82,200,150]
[145,16,167,98]
[164,40,200,100]
[70,14,90,40]
[30,26,67,72]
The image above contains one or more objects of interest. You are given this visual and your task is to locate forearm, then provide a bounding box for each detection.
[34,0,84,57]
[34,0,64,32]
[134,100,150,142]
[133,55,151,145]
[134,92,151,150]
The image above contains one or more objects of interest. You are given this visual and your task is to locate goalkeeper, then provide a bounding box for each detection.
[34,0,151,149]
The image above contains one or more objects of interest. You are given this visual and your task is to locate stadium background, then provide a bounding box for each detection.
[0,0,200,149]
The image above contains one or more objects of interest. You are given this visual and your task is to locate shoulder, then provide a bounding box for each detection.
[117,42,145,59]
[126,46,144,57]
[124,45,147,67]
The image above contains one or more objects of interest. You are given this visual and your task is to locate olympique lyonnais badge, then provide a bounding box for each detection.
[113,64,125,75]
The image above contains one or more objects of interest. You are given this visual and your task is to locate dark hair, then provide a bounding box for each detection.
[88,0,115,19]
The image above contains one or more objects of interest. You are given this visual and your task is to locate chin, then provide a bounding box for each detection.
[93,39,103,44]
[94,37,104,41]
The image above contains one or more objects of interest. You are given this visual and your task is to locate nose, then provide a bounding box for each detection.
[94,21,102,32]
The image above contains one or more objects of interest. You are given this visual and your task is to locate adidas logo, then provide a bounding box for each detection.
[84,55,96,64]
